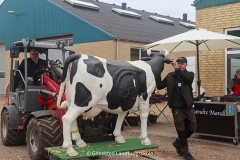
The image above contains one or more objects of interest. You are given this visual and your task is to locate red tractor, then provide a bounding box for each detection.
[1,39,115,159]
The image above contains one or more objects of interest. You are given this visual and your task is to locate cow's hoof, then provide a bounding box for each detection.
[141,137,151,145]
[115,135,125,143]
[76,139,87,148]
[65,147,78,156]
[67,150,78,157]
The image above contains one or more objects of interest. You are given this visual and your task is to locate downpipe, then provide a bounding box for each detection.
[116,38,119,60]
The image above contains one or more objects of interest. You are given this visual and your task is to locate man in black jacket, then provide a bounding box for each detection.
[19,49,48,84]
[157,57,196,160]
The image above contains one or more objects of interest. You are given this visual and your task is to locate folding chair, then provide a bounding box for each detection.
[152,102,170,123]
[149,88,170,123]
[124,112,139,130]
[124,118,132,130]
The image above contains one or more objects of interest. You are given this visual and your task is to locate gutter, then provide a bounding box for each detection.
[116,38,119,60]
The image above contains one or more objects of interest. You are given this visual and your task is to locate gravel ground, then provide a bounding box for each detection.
[0,95,240,160]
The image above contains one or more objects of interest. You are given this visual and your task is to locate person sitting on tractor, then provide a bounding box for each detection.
[18,49,48,85]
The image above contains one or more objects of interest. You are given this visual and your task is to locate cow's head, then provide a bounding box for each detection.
[147,49,168,57]
[146,49,171,64]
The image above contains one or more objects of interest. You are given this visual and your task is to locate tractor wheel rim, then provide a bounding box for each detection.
[2,118,7,138]
[29,127,39,152]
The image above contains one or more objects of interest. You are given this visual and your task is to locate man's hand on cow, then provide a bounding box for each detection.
[170,58,177,68]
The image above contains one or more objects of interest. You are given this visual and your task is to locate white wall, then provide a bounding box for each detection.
[0,43,6,94]
[186,56,196,93]
[39,46,73,63]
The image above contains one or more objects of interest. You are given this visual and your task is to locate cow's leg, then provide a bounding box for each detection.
[71,119,87,148]
[113,112,128,143]
[139,101,151,145]
[62,105,85,156]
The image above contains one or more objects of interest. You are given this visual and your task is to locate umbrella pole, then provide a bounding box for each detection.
[196,41,201,101]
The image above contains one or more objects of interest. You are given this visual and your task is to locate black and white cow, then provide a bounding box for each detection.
[57,50,170,156]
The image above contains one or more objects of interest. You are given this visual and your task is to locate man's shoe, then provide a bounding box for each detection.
[182,151,194,160]
[172,138,183,156]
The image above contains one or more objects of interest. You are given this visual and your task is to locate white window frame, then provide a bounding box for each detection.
[224,27,240,94]
[130,48,148,61]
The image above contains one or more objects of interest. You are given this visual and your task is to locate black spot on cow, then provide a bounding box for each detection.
[84,56,105,78]
[84,107,92,113]
[100,84,102,88]
[74,82,92,107]
[70,59,79,84]
[62,54,81,83]
[106,60,147,111]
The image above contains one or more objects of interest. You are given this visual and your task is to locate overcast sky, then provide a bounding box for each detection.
[0,0,196,21]
[99,0,196,22]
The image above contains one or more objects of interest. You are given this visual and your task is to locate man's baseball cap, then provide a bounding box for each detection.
[176,57,187,63]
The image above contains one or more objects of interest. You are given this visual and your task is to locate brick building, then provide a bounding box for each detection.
[194,0,240,96]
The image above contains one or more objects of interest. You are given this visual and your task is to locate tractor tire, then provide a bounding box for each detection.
[26,116,63,160]
[1,109,25,146]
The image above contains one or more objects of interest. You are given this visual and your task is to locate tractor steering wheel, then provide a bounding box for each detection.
[34,69,48,76]
[33,69,48,81]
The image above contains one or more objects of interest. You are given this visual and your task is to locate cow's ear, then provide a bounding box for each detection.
[140,57,151,61]
[163,58,172,64]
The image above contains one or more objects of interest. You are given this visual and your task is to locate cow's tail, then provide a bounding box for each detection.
[57,54,81,108]
[57,79,66,109]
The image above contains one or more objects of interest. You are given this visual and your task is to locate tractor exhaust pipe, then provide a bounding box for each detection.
[39,89,58,98]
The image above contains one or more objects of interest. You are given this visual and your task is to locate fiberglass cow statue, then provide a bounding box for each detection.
[57,49,170,156]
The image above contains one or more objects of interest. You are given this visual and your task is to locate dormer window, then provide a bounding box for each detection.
[112,8,141,18]
[179,22,196,28]
[65,0,100,10]
[150,15,174,24]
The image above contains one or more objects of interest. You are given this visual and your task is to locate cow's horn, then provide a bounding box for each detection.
[147,49,151,56]
[163,49,169,57]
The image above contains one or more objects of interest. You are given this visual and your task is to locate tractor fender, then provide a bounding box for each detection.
[2,105,22,129]
[29,110,56,118]
[24,110,57,129]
